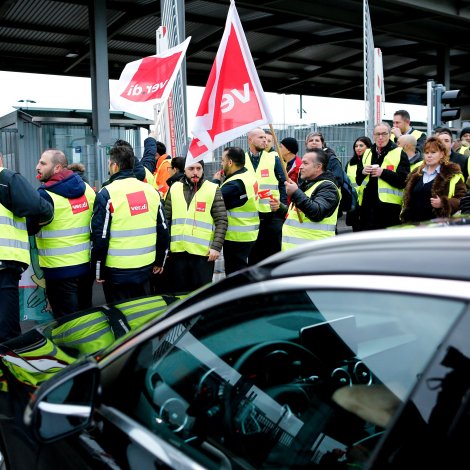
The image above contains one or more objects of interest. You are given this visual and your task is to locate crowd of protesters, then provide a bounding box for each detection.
[2,112,470,338]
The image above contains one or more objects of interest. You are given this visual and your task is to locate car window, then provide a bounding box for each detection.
[107,289,465,469]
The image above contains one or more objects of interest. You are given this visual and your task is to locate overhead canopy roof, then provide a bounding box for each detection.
[1,0,469,108]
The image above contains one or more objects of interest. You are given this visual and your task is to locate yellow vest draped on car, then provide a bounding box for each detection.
[36,183,95,268]
[222,172,260,242]
[359,147,404,205]
[282,180,340,251]
[0,169,30,265]
[245,152,279,213]
[170,180,217,256]
[105,178,160,269]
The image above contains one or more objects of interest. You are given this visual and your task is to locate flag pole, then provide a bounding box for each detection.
[268,124,303,222]
[269,124,289,182]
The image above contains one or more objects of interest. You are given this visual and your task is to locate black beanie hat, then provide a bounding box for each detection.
[460,127,470,139]
[280,137,299,155]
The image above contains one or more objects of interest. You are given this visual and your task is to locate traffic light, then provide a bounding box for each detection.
[435,84,461,125]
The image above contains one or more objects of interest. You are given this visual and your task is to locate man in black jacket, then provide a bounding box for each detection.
[269,149,341,250]
[0,154,53,341]
[90,145,169,303]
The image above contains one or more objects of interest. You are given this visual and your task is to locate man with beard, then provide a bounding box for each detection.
[245,128,287,264]
[34,149,96,317]
[213,147,259,275]
[356,123,410,230]
[269,148,340,251]
[91,144,169,303]
[164,160,227,293]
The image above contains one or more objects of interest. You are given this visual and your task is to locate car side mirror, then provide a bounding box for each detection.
[24,359,100,443]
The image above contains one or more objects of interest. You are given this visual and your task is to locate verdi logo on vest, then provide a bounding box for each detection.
[196,201,206,212]
[69,195,89,214]
[260,169,269,178]
[126,191,149,216]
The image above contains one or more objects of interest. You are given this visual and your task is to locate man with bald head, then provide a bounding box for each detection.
[397,134,422,172]
[245,127,287,264]
[34,149,96,317]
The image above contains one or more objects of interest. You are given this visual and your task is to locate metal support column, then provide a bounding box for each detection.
[89,0,111,186]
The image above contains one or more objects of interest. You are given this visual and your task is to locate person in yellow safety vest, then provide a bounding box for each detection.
[391,109,427,152]
[245,128,287,265]
[269,148,341,251]
[91,144,169,304]
[345,136,372,231]
[356,122,410,231]
[397,134,423,172]
[453,127,470,157]
[164,160,227,294]
[435,127,470,187]
[34,149,95,318]
[401,137,467,223]
[0,153,53,342]
[213,147,260,275]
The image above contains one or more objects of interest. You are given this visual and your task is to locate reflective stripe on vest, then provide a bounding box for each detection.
[51,311,115,355]
[282,180,340,251]
[222,171,260,242]
[105,178,160,269]
[36,183,95,268]
[0,169,30,265]
[360,147,404,205]
[245,151,279,213]
[346,162,358,189]
[170,180,217,256]
[1,336,76,388]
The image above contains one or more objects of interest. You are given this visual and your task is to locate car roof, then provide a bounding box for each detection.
[258,224,470,282]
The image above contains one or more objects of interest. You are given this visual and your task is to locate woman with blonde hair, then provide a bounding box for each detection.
[401,136,466,223]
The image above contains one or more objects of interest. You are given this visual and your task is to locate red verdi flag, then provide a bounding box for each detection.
[111,37,191,115]
[186,0,272,166]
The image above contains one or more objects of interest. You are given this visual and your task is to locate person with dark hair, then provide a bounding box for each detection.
[345,136,372,231]
[435,127,470,185]
[401,137,466,223]
[280,137,302,204]
[34,149,96,317]
[391,109,426,152]
[270,148,341,251]
[91,145,169,303]
[67,162,89,184]
[356,122,410,230]
[142,132,172,197]
[213,147,259,275]
[0,153,53,341]
[166,156,185,188]
[113,138,146,182]
[164,159,227,293]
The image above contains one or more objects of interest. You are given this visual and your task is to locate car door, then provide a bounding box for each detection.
[74,274,470,469]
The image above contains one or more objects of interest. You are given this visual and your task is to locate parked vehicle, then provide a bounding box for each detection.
[1,224,470,469]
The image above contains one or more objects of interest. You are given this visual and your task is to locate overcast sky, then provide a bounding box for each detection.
[0,70,428,131]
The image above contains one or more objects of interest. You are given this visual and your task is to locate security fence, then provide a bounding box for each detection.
[204,123,366,176]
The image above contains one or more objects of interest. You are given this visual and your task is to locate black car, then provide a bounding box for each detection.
[1,224,470,469]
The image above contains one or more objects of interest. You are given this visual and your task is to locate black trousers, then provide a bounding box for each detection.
[223,240,255,276]
[166,252,215,294]
[46,273,93,319]
[248,213,283,266]
[0,268,22,342]
[102,279,151,304]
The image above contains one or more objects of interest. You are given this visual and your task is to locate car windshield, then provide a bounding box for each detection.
[107,288,465,469]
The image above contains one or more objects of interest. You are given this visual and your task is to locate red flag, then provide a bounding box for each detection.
[111,37,191,116]
[187,0,272,166]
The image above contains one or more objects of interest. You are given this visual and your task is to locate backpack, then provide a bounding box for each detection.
[325,152,358,214]
[339,169,358,214]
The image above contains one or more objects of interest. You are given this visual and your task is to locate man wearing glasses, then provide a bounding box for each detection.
[356,122,410,231]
